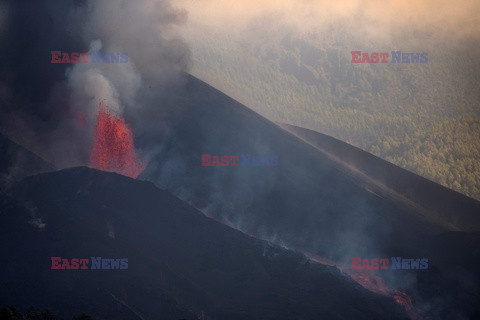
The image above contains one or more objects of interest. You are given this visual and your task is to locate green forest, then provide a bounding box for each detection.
[182,22,480,200]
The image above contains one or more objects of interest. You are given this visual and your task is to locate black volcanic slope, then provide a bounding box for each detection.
[140,75,480,261]
[136,75,480,318]
[0,167,408,320]
[0,133,54,190]
[279,123,480,233]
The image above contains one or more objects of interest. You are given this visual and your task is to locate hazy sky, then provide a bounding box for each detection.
[178,0,480,41]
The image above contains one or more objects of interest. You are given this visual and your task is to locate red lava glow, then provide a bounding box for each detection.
[392,290,414,311]
[306,253,422,319]
[180,204,422,319]
[89,102,144,178]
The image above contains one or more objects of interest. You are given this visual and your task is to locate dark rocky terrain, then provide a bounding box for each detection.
[0,166,408,320]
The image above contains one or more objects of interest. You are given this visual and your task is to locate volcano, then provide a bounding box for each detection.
[2,75,480,318]
[2,0,479,319]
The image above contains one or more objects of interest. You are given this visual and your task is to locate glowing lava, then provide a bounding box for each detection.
[306,253,422,319]
[187,204,420,318]
[89,102,144,178]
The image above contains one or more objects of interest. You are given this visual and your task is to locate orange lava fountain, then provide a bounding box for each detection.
[89,102,145,178]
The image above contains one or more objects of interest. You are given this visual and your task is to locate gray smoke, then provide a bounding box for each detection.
[0,0,191,168]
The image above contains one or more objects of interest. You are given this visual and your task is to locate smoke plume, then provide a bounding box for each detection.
[0,0,191,170]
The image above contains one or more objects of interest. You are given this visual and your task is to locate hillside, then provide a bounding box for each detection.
[180,20,480,201]
[0,167,408,320]
[2,1,479,319]
[0,133,54,190]
[138,74,480,318]
[279,123,480,232]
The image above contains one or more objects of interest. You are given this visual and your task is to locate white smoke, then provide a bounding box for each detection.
[66,0,190,127]
[0,0,191,169]
[67,38,142,124]
[41,0,192,168]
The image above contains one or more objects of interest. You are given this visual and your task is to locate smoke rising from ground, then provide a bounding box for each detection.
[0,0,191,168]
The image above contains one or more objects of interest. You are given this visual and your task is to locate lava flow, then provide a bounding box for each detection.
[306,253,423,319]
[89,102,145,178]
[178,190,425,319]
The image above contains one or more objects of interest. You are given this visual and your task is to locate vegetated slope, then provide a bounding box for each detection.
[181,21,480,201]
[0,167,407,320]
